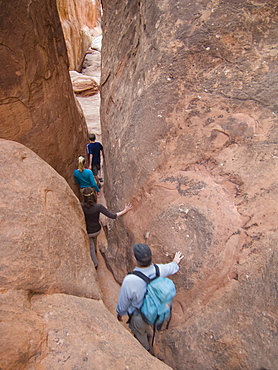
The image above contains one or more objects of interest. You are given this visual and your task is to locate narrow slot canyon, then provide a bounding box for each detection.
[0,1,277,369]
[69,19,124,319]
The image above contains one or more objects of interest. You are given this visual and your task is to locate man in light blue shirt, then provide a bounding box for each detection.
[116,243,184,351]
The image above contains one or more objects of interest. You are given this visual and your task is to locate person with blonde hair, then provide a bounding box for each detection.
[73,156,100,197]
[82,187,132,268]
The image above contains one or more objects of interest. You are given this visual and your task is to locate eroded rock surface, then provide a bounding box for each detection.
[0,290,171,369]
[0,0,88,195]
[30,293,171,369]
[77,44,102,134]
[100,1,278,369]
[70,70,99,96]
[57,0,101,71]
[0,139,99,298]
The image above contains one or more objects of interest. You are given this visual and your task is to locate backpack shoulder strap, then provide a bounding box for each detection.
[129,264,160,283]
[154,264,160,278]
[129,263,160,284]
[129,270,150,284]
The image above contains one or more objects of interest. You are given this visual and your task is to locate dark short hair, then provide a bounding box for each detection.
[132,243,152,267]
[89,133,96,141]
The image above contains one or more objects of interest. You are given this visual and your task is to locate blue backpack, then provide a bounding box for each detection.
[131,265,177,331]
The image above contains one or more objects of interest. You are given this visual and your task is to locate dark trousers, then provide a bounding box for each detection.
[129,310,152,350]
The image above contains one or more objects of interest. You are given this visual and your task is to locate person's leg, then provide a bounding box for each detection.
[92,164,102,186]
[88,231,101,268]
[129,311,152,351]
[96,163,103,181]
[92,164,98,176]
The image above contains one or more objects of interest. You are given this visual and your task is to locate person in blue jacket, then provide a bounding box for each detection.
[73,156,100,198]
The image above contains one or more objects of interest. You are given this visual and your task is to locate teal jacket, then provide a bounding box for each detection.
[73,169,100,192]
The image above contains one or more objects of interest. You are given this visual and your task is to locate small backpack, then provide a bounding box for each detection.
[131,265,176,332]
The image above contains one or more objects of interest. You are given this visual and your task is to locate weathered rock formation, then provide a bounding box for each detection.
[70,70,99,96]
[0,139,170,369]
[0,0,88,195]
[0,139,98,298]
[100,0,278,369]
[57,0,102,71]
[77,46,102,134]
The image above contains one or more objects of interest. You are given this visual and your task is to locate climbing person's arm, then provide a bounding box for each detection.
[116,203,132,217]
[98,203,132,219]
[158,251,184,277]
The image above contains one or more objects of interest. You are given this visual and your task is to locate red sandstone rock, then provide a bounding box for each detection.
[0,139,100,299]
[0,290,171,369]
[0,290,44,370]
[0,0,88,196]
[70,71,99,96]
[57,0,101,71]
[30,294,171,369]
[100,0,278,368]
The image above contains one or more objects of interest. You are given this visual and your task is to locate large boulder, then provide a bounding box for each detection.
[0,0,88,195]
[0,291,171,369]
[70,70,99,96]
[0,139,99,299]
[31,293,171,369]
[100,0,278,368]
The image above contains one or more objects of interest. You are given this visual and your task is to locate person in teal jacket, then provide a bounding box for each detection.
[73,156,100,196]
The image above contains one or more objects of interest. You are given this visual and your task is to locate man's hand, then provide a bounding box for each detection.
[173,251,184,264]
[117,314,123,322]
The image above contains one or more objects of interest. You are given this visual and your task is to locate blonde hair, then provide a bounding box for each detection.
[78,156,85,172]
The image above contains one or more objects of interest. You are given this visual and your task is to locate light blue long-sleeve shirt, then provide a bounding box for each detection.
[116,261,179,317]
[73,169,100,192]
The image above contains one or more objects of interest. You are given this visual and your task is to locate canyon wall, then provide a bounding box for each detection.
[100,0,278,369]
[57,0,102,71]
[0,0,88,194]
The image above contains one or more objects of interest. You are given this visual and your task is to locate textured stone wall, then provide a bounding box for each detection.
[57,0,102,71]
[100,0,278,368]
[0,0,88,195]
